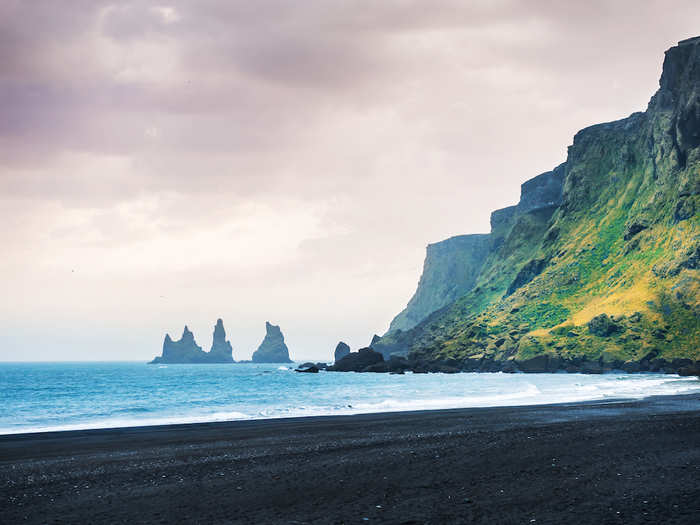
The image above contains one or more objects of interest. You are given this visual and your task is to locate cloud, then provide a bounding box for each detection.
[1,1,700,360]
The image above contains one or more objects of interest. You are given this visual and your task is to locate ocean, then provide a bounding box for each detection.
[1,362,699,435]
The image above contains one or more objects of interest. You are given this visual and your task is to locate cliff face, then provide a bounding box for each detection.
[374,38,700,372]
[150,320,235,364]
[387,234,491,332]
[385,164,564,336]
[252,322,293,363]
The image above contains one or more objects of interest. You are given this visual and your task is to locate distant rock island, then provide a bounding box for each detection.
[149,319,235,364]
[252,322,293,363]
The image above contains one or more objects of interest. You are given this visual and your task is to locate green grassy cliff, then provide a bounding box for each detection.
[374,37,700,373]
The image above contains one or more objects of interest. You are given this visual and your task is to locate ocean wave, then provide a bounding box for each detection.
[1,363,698,435]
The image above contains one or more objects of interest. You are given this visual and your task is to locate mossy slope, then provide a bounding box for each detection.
[375,37,700,372]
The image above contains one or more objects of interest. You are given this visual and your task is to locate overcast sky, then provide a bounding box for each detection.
[1,1,699,361]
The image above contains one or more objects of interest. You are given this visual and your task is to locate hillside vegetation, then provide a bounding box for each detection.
[374,37,700,373]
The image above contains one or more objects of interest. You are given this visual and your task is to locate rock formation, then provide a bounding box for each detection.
[334,341,351,362]
[252,322,293,363]
[328,348,384,372]
[209,318,234,361]
[372,37,700,374]
[386,166,564,335]
[150,320,235,364]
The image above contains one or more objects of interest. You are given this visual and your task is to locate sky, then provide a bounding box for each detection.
[1,1,699,362]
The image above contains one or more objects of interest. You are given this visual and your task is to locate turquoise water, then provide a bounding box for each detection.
[1,362,699,434]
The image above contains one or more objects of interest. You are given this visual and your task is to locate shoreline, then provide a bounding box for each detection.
[2,372,699,437]
[2,394,700,523]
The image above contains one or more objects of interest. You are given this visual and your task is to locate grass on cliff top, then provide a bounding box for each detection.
[408,150,699,363]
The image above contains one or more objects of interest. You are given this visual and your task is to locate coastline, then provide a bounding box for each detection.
[2,394,700,523]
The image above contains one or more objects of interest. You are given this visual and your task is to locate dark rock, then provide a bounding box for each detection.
[505,257,549,296]
[587,314,622,337]
[679,245,700,270]
[252,322,293,363]
[652,327,668,340]
[580,360,604,374]
[516,355,550,373]
[387,355,411,373]
[501,360,518,373]
[517,166,565,214]
[670,358,693,372]
[334,341,351,362]
[299,362,316,368]
[428,364,461,374]
[462,357,482,371]
[649,358,670,372]
[679,362,700,376]
[621,361,641,373]
[295,365,319,373]
[370,334,382,346]
[363,362,389,373]
[623,221,648,240]
[328,347,384,372]
[674,197,696,222]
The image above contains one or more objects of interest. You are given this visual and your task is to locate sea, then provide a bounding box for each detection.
[1,362,699,435]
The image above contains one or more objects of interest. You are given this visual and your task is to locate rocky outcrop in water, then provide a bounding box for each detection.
[150,320,235,364]
[334,341,351,362]
[209,319,234,361]
[252,322,293,363]
[328,348,384,372]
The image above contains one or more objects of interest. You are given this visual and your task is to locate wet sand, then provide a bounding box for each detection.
[1,394,700,524]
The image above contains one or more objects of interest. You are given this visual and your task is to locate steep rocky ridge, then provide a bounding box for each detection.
[374,37,700,373]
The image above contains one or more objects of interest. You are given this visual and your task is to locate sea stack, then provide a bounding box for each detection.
[149,320,235,364]
[209,319,235,362]
[252,322,293,363]
[150,326,205,364]
[334,341,351,362]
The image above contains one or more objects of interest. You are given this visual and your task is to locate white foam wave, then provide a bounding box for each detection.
[0,410,252,435]
[1,372,698,435]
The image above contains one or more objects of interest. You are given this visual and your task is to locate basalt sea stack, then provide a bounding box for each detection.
[150,319,235,364]
[252,322,293,363]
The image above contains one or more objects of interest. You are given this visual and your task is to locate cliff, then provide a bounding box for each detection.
[150,320,235,364]
[374,37,700,373]
[385,164,564,336]
[252,322,293,363]
[387,234,491,332]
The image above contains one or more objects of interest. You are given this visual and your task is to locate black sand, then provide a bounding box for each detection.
[1,394,700,524]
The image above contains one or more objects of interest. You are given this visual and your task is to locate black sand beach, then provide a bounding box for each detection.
[1,394,700,524]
